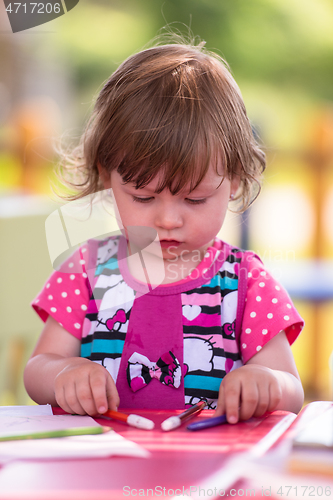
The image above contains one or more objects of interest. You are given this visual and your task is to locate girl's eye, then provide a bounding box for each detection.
[132,196,154,203]
[186,198,207,205]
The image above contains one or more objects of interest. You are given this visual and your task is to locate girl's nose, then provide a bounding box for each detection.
[154,204,183,229]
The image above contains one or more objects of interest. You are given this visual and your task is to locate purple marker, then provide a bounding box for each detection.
[187,414,227,431]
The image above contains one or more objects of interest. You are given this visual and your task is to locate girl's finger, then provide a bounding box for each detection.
[75,378,99,415]
[239,381,259,421]
[88,370,110,415]
[253,383,270,417]
[106,375,120,412]
[62,384,86,415]
[215,383,227,417]
[54,385,72,414]
[267,379,282,412]
[223,378,242,424]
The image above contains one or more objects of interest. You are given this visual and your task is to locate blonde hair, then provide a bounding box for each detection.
[60,39,265,211]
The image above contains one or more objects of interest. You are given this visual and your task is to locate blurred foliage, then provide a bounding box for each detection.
[31,0,332,151]
[1,0,333,188]
[48,0,333,100]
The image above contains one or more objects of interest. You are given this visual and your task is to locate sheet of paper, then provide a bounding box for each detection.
[0,404,53,417]
[0,406,150,461]
[0,430,150,462]
[0,413,101,439]
[293,406,333,448]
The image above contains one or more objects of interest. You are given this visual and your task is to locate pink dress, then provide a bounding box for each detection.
[32,236,304,409]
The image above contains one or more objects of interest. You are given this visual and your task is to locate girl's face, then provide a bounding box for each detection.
[104,160,239,263]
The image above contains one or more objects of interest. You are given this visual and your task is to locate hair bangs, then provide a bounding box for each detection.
[115,58,227,195]
[116,113,223,196]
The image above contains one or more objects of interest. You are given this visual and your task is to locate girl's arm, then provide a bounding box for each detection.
[215,330,304,423]
[24,316,119,415]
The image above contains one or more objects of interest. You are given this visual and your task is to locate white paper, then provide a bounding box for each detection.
[0,414,101,438]
[0,430,150,462]
[0,404,53,417]
[294,407,333,448]
[0,405,150,462]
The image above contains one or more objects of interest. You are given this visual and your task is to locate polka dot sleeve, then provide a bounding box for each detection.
[240,256,304,364]
[31,245,90,339]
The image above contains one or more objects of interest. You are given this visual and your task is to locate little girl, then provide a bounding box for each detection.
[24,40,304,424]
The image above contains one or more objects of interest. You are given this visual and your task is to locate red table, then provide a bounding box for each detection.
[0,407,323,500]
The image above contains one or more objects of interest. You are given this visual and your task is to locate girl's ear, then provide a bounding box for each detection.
[230,175,240,198]
[97,162,111,189]
[230,162,241,198]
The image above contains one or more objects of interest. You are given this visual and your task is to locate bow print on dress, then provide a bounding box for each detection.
[105,309,127,331]
[127,351,182,392]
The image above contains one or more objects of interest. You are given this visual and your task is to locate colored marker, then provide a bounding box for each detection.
[101,410,154,430]
[161,401,206,431]
[0,426,110,442]
[187,414,227,431]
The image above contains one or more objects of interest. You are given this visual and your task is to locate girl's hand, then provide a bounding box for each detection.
[24,316,120,415]
[215,364,282,423]
[214,331,304,424]
[54,358,120,416]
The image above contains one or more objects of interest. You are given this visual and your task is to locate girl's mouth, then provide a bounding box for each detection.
[159,240,181,248]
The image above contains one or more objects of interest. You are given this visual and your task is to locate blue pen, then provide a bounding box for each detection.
[187,414,227,431]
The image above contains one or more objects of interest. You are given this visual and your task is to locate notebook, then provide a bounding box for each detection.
[288,405,333,476]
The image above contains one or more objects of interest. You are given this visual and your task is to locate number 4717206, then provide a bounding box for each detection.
[276,485,332,497]
[5,3,62,14]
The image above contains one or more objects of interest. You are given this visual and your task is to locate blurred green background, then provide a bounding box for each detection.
[0,0,333,405]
